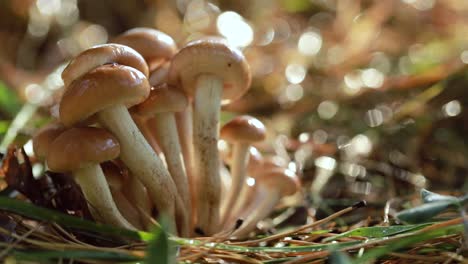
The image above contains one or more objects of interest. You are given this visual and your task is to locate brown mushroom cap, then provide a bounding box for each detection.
[61,44,149,87]
[32,122,66,160]
[255,168,300,197]
[133,83,188,116]
[168,37,251,104]
[59,64,150,126]
[47,127,120,173]
[220,115,266,143]
[112,28,177,68]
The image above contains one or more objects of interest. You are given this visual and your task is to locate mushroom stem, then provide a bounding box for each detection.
[150,113,191,224]
[74,164,135,230]
[109,188,144,230]
[97,104,188,236]
[220,143,249,224]
[193,74,223,235]
[133,115,162,155]
[231,185,280,238]
[175,106,197,227]
[124,176,154,230]
[223,177,254,230]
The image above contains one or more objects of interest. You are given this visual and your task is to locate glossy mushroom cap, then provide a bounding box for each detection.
[133,83,188,116]
[220,115,266,143]
[59,64,150,126]
[112,28,177,70]
[61,44,149,87]
[47,127,120,173]
[168,37,251,104]
[255,168,300,197]
[32,122,66,160]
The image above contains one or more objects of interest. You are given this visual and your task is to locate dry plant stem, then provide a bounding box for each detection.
[97,104,188,236]
[231,186,280,238]
[220,143,249,225]
[151,113,191,223]
[232,200,366,245]
[125,176,154,230]
[193,74,223,235]
[74,165,135,230]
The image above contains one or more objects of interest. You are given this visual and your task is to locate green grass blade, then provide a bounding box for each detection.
[0,197,152,241]
[352,224,463,263]
[323,224,429,242]
[9,249,142,262]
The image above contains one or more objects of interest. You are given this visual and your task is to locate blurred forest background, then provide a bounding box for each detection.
[0,0,467,217]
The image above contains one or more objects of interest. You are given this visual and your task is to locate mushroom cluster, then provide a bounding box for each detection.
[32,28,301,238]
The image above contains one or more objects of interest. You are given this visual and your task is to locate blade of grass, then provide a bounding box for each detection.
[0,197,152,241]
[323,224,430,242]
[9,249,141,262]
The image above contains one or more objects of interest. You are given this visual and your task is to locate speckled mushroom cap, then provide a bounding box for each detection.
[59,64,150,127]
[133,83,188,116]
[112,28,177,70]
[47,127,120,173]
[32,121,66,160]
[61,44,149,87]
[255,168,300,197]
[220,115,266,143]
[168,37,251,104]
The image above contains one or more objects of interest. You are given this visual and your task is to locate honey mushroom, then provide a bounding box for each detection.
[231,168,300,239]
[219,116,266,225]
[32,121,66,161]
[169,37,251,235]
[132,83,191,229]
[60,55,186,235]
[46,127,135,229]
[101,162,144,230]
[222,146,264,229]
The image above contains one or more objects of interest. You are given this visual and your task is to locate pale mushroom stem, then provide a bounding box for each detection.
[175,106,197,230]
[98,104,188,236]
[231,186,281,238]
[193,74,223,235]
[133,115,162,155]
[74,164,135,230]
[223,179,254,230]
[220,143,250,224]
[125,176,154,230]
[109,188,144,230]
[150,113,191,225]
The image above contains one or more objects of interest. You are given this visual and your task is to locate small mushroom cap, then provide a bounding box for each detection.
[47,127,120,173]
[256,168,300,197]
[61,44,149,87]
[220,115,266,143]
[112,28,177,69]
[168,37,251,104]
[32,122,66,160]
[59,64,150,127]
[133,83,188,116]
